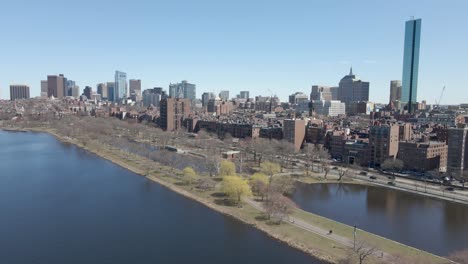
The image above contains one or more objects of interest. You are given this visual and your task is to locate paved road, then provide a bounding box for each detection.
[245,198,392,261]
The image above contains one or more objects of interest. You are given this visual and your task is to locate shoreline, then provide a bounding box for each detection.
[0,127,450,263]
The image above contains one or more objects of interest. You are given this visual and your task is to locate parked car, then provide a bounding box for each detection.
[387,176,394,180]
[332,167,338,170]
[446,187,454,191]
[359,171,368,176]
[369,176,377,180]
[387,181,396,186]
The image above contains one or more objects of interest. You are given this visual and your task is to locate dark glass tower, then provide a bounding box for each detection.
[401,18,422,113]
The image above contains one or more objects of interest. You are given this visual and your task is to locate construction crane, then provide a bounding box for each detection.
[434,85,446,108]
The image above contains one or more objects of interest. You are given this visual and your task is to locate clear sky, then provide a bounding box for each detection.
[1,0,467,104]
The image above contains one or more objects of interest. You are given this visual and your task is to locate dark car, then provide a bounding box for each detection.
[359,171,368,176]
[369,176,377,180]
[387,181,396,186]
[446,187,454,191]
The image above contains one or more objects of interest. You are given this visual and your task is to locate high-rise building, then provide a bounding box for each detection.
[310,85,338,101]
[289,92,309,104]
[71,85,80,98]
[97,83,108,99]
[83,86,92,99]
[447,127,468,176]
[66,80,76,97]
[239,91,249,99]
[129,79,141,94]
[159,98,191,131]
[283,119,306,152]
[142,88,163,107]
[219,90,229,100]
[114,71,127,101]
[169,80,196,100]
[312,100,346,117]
[389,80,402,102]
[40,80,48,98]
[9,85,30,101]
[107,82,115,102]
[402,18,422,113]
[369,124,400,167]
[202,92,215,107]
[338,68,369,106]
[47,74,67,98]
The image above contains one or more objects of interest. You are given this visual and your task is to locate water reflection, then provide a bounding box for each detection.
[292,182,468,256]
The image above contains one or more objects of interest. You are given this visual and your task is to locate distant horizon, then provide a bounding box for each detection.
[1,0,467,104]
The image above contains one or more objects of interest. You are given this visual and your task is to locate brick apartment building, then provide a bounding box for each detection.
[160,98,191,131]
[398,141,448,172]
[369,124,399,167]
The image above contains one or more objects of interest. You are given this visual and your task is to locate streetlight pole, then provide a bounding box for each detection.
[353,224,357,250]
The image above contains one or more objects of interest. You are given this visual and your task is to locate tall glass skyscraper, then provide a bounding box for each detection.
[114,70,127,102]
[401,18,422,113]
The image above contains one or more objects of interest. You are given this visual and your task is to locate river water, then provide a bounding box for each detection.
[292,182,468,256]
[0,131,318,264]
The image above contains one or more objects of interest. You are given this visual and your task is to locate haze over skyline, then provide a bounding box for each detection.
[1,0,467,104]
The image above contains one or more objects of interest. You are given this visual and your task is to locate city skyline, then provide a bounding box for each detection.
[1,1,467,104]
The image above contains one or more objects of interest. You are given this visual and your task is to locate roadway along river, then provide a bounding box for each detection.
[291,182,468,256]
[0,131,319,264]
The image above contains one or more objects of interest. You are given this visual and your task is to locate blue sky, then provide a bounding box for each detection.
[1,0,467,104]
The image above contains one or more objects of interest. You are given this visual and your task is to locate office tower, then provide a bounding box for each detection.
[289,92,309,104]
[142,89,161,107]
[369,124,400,167]
[402,18,422,113]
[71,85,80,98]
[47,74,66,98]
[389,80,402,102]
[159,98,191,131]
[310,85,338,101]
[9,85,30,101]
[202,92,215,107]
[312,100,346,117]
[83,86,92,99]
[219,90,229,100]
[447,127,468,176]
[40,80,48,98]
[129,79,141,94]
[169,80,196,100]
[115,71,127,101]
[97,83,108,99]
[66,80,76,97]
[107,82,115,102]
[239,91,249,99]
[338,68,369,106]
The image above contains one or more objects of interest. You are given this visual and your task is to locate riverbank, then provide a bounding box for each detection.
[0,127,450,263]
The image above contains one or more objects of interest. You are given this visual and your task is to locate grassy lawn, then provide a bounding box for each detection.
[41,128,448,264]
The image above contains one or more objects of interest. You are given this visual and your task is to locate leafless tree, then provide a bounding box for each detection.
[263,191,297,223]
[353,240,377,264]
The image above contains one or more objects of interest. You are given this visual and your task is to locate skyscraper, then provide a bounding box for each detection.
[129,79,141,102]
[97,83,108,99]
[239,91,249,99]
[389,80,402,102]
[47,74,67,98]
[66,80,76,97]
[169,80,196,100]
[107,82,115,102]
[40,80,48,98]
[9,85,30,101]
[114,71,127,102]
[219,90,229,100]
[402,18,422,113]
[338,68,369,106]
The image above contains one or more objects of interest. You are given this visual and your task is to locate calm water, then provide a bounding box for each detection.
[292,182,468,256]
[0,131,318,264]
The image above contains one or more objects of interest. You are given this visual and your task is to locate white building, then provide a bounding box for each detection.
[312,100,346,117]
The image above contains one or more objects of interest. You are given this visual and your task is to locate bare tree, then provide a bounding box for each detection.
[381,158,404,175]
[337,166,349,181]
[263,191,297,223]
[353,241,377,264]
